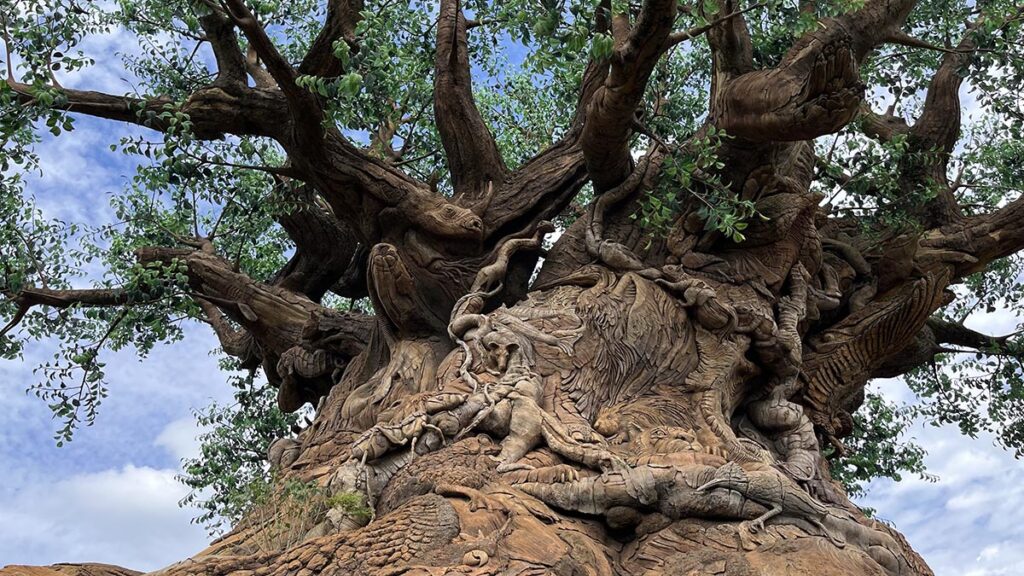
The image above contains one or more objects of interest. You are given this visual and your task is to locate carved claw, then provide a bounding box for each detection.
[505,464,580,484]
[743,518,766,534]
[598,454,630,474]
[493,456,535,474]
[541,464,580,483]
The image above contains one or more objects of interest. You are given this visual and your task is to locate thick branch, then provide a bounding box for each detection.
[706,0,755,83]
[5,287,132,309]
[927,316,1014,351]
[873,316,1019,378]
[199,12,247,87]
[6,80,288,140]
[480,133,588,237]
[920,193,1024,278]
[197,297,259,363]
[581,0,676,191]
[0,287,143,339]
[271,185,361,301]
[221,0,323,129]
[434,0,507,200]
[900,25,985,225]
[712,0,921,141]
[290,133,483,244]
[857,104,909,142]
[298,0,363,77]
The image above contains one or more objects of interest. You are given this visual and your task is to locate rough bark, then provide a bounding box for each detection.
[7,0,1024,574]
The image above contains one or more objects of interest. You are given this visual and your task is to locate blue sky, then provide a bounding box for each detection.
[2,17,1024,576]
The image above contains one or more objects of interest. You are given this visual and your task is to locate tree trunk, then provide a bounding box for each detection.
[128,167,942,575]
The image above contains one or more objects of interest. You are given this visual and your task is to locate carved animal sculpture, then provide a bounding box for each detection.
[696,462,845,546]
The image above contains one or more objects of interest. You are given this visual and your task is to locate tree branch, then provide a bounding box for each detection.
[220,0,323,129]
[581,0,677,192]
[199,12,247,87]
[927,316,1015,351]
[711,0,922,141]
[5,79,289,140]
[434,0,507,200]
[196,297,259,363]
[0,287,136,339]
[665,3,766,49]
[270,184,361,301]
[299,0,363,78]
[920,192,1024,278]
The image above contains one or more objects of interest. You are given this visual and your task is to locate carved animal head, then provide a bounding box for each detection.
[480,325,521,374]
[593,410,622,438]
[644,426,701,454]
[418,199,484,240]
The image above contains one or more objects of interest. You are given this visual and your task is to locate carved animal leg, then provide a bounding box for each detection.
[743,503,782,534]
[494,393,545,472]
[815,519,847,548]
[409,422,446,459]
[505,464,581,484]
[538,410,624,472]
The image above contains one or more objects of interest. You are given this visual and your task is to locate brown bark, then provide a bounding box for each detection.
[434,0,507,200]
[11,1,1024,574]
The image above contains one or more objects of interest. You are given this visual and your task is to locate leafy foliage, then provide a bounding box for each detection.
[638,128,761,242]
[905,257,1024,456]
[178,364,300,536]
[830,390,935,503]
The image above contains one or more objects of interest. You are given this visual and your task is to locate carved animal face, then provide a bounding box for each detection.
[645,426,699,453]
[369,244,417,314]
[593,411,621,438]
[419,200,484,240]
[481,327,520,374]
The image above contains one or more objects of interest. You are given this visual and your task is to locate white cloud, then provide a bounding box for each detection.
[0,325,231,571]
[861,382,1024,576]
[0,465,209,572]
[155,417,207,463]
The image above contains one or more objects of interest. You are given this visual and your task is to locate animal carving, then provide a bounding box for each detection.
[696,462,845,546]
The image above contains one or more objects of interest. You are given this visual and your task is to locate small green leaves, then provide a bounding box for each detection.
[829,390,934,503]
[532,12,560,38]
[636,128,757,243]
[589,32,614,62]
[339,72,363,96]
[177,366,300,536]
[296,72,363,99]
[331,39,351,68]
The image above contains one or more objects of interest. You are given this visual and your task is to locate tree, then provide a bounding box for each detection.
[2,0,1024,573]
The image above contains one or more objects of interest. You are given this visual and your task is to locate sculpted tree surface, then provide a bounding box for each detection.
[3,0,1024,574]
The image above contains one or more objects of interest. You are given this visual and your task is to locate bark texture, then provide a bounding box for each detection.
[5,0,1022,575]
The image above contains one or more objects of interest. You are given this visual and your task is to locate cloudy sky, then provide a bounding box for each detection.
[2,14,1023,576]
